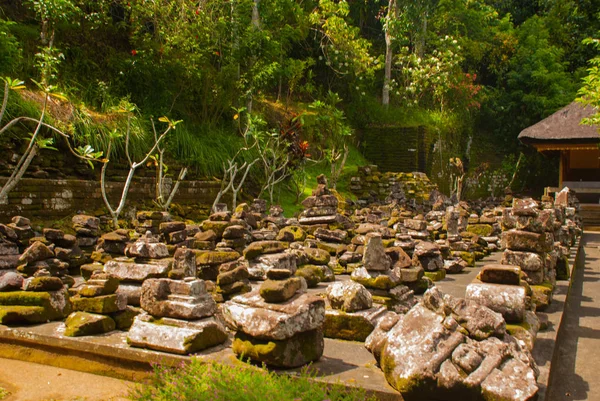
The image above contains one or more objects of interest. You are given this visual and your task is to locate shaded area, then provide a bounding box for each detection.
[547,232,600,400]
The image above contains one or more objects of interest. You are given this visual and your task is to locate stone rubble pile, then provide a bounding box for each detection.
[128,277,227,354]
[351,233,417,313]
[323,280,391,341]
[367,287,539,401]
[222,270,325,368]
[103,232,172,306]
[64,271,127,336]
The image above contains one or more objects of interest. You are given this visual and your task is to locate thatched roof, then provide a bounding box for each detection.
[518,101,600,143]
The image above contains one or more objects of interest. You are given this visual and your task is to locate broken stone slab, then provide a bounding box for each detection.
[324,306,389,342]
[371,288,537,401]
[0,272,23,292]
[351,266,401,290]
[502,250,545,272]
[232,328,324,368]
[222,291,325,340]
[172,247,196,278]
[404,219,428,231]
[125,238,169,259]
[248,252,297,280]
[104,258,172,282]
[501,230,553,253]
[0,289,72,323]
[78,272,119,297]
[259,277,305,303]
[395,265,424,283]
[243,241,288,259]
[140,278,216,320]
[443,259,466,274]
[363,233,392,272]
[465,280,529,323]
[127,313,228,355]
[478,264,522,285]
[18,241,54,264]
[63,311,116,337]
[326,281,372,312]
[314,227,347,243]
[301,194,338,209]
[412,252,444,272]
[116,283,142,306]
[298,215,337,225]
[71,293,127,314]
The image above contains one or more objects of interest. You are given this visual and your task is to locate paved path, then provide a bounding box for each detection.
[0,357,133,401]
[547,231,600,401]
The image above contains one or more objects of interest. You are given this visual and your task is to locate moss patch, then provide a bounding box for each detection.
[232,329,324,368]
[424,270,446,282]
[71,294,121,314]
[323,312,374,342]
[352,274,398,290]
[0,305,49,325]
[64,312,116,337]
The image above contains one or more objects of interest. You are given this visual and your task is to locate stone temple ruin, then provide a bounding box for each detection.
[0,171,584,400]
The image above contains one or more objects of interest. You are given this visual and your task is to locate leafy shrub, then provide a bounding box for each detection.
[131,360,377,401]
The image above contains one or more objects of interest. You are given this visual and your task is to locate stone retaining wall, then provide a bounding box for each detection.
[0,177,221,220]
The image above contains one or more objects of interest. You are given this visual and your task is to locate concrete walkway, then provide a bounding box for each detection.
[547,231,600,401]
[0,357,133,401]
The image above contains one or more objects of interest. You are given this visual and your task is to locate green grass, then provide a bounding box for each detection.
[278,144,367,217]
[0,385,9,400]
[130,360,376,401]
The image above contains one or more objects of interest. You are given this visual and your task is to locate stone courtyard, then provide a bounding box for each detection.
[0,172,587,401]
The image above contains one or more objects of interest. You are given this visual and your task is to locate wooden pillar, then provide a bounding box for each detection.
[559,150,565,188]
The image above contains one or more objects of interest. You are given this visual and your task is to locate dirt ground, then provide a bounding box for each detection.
[0,357,133,401]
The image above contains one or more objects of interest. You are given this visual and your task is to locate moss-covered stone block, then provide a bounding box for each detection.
[324,310,375,341]
[195,250,240,266]
[295,265,324,288]
[200,220,230,238]
[352,274,398,290]
[64,312,116,337]
[424,270,446,282]
[531,284,553,311]
[243,241,287,260]
[0,305,49,325]
[0,290,70,321]
[111,306,142,330]
[455,251,476,267]
[259,278,302,303]
[232,329,324,368]
[276,226,307,242]
[71,294,122,314]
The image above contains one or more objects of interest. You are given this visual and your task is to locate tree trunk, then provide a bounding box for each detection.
[382,0,397,107]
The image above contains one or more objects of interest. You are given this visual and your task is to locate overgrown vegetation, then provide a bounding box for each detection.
[131,360,377,401]
[0,0,597,210]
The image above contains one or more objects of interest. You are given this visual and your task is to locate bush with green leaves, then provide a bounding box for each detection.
[131,360,377,401]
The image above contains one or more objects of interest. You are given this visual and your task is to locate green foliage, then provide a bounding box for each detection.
[577,37,600,127]
[0,19,22,75]
[131,360,376,401]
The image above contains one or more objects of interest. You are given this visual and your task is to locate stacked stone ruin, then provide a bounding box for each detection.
[104,232,172,307]
[466,263,540,350]
[500,198,558,311]
[323,280,390,341]
[64,271,126,336]
[222,269,325,368]
[127,277,227,354]
[351,233,416,313]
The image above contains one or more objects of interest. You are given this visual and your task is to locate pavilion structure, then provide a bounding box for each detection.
[519,101,600,225]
